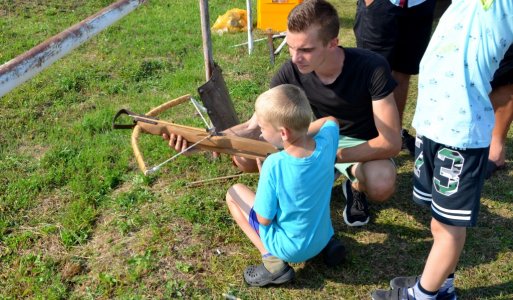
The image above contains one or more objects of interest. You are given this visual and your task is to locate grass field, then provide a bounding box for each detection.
[1,0,512,299]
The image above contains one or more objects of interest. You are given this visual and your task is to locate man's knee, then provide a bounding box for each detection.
[367,180,396,202]
[362,163,397,202]
[232,156,259,173]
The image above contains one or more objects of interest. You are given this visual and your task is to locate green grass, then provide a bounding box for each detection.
[1,0,512,299]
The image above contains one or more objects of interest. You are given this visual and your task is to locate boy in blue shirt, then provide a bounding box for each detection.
[225,84,345,287]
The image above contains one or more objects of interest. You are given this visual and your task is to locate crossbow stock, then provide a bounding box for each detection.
[113,94,277,175]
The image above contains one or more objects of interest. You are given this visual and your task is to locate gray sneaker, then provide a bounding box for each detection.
[390,275,457,300]
[371,287,414,300]
[390,275,420,289]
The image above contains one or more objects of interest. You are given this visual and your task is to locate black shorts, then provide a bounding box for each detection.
[491,44,513,89]
[412,135,488,227]
[353,0,436,75]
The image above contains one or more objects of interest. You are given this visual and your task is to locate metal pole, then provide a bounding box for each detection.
[246,0,253,55]
[0,0,147,98]
[199,0,214,81]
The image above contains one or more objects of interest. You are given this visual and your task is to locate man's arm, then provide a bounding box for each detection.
[163,113,262,153]
[336,93,401,163]
[222,113,262,173]
[221,113,261,139]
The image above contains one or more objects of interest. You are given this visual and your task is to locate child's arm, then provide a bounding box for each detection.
[307,116,339,136]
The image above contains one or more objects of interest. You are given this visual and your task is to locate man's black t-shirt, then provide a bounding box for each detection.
[270,47,397,141]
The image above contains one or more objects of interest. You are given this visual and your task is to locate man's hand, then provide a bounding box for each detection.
[256,158,264,173]
[162,133,198,155]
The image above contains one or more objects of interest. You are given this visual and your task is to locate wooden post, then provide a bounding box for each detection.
[197,0,240,131]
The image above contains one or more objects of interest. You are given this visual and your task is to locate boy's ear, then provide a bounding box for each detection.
[279,127,289,141]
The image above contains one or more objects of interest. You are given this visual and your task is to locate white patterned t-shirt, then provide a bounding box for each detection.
[412,0,513,148]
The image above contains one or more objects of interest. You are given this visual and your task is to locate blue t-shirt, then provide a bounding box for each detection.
[412,0,513,148]
[253,120,338,263]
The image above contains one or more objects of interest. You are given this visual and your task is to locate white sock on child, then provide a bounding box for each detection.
[439,274,455,294]
[409,280,438,300]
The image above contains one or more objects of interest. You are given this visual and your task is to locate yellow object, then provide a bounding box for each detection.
[211,8,248,35]
[257,0,303,32]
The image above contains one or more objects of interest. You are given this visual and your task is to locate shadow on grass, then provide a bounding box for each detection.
[462,281,513,299]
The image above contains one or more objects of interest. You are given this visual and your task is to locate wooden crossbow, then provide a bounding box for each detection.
[113,94,277,175]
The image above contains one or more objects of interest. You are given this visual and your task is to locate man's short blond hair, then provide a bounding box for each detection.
[255,84,313,133]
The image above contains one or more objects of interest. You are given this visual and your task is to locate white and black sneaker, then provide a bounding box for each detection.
[342,179,369,226]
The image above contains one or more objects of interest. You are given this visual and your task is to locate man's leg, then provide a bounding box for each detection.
[232,156,259,173]
[352,159,396,202]
[336,136,396,226]
[391,71,418,156]
[392,0,436,118]
[392,0,436,156]
[392,71,411,125]
[487,44,513,177]
[488,83,513,168]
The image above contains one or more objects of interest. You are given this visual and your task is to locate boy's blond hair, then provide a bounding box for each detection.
[255,84,313,133]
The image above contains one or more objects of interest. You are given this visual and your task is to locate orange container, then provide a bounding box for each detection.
[257,0,303,32]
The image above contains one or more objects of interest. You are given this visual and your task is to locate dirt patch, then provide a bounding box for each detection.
[110,180,133,198]
[17,143,49,160]
[67,195,239,297]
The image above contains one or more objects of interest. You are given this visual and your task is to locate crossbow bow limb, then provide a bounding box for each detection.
[113,94,278,175]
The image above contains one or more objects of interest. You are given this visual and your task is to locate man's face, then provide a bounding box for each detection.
[286,25,331,74]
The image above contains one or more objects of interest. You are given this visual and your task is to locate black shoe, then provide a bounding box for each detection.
[342,179,369,226]
[322,237,346,267]
[401,129,416,157]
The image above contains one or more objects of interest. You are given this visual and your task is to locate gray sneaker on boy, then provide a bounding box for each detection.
[390,275,457,300]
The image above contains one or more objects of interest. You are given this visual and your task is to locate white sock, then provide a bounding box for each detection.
[409,281,438,300]
[440,274,455,294]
